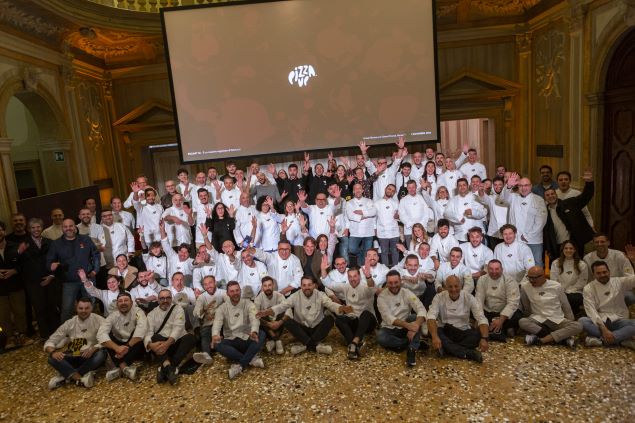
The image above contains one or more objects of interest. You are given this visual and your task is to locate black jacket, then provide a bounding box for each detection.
[46,234,101,283]
[0,241,21,295]
[17,236,52,286]
[305,168,334,204]
[276,176,307,204]
[544,181,595,258]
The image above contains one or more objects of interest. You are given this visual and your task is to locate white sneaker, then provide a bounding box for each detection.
[265,340,275,353]
[249,355,265,368]
[228,364,242,379]
[105,368,121,382]
[290,344,307,355]
[565,337,577,350]
[621,339,635,350]
[80,371,95,388]
[48,375,65,390]
[193,352,214,365]
[275,340,284,355]
[315,343,332,355]
[122,366,138,381]
[585,336,603,347]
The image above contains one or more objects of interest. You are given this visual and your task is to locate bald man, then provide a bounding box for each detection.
[519,266,582,348]
[502,173,548,267]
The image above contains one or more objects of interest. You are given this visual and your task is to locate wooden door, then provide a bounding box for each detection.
[602,30,635,250]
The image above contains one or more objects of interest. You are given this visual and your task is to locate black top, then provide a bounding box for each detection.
[0,241,21,295]
[206,216,237,251]
[46,234,100,283]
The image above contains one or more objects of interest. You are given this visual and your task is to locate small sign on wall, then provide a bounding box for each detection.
[54,151,65,162]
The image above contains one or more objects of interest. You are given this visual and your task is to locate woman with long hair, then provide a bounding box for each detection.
[549,240,588,314]
[206,202,237,251]
[255,196,282,252]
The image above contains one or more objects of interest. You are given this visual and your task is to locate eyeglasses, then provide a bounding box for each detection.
[158,297,171,301]
[278,247,290,251]
[527,275,541,280]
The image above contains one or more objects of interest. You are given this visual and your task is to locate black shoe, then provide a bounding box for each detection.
[166,364,178,385]
[156,366,167,384]
[465,349,483,363]
[347,343,359,360]
[406,348,416,367]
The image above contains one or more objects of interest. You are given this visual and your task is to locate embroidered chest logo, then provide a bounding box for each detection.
[306,305,311,310]
[538,292,545,296]
[604,291,610,296]
[234,313,240,318]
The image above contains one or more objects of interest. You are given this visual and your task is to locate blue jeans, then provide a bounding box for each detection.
[527,243,544,268]
[579,317,635,344]
[349,236,374,266]
[48,349,107,379]
[216,330,266,369]
[376,314,421,351]
[338,236,350,265]
[200,325,213,355]
[60,282,92,323]
[378,237,400,267]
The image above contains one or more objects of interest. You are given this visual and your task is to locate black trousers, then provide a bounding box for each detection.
[418,281,437,310]
[25,280,60,339]
[484,309,522,341]
[284,315,334,350]
[566,293,584,316]
[107,334,146,367]
[335,311,376,344]
[437,325,480,359]
[152,333,197,366]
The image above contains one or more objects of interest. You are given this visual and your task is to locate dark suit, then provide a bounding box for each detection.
[18,236,60,338]
[544,181,595,259]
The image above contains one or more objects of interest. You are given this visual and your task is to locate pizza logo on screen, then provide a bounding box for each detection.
[288,65,317,87]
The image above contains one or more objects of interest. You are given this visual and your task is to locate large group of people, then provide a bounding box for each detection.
[1,137,634,388]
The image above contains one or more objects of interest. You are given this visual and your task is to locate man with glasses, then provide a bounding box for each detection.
[359,137,406,201]
[519,266,582,348]
[145,289,196,384]
[502,173,548,267]
[297,190,339,239]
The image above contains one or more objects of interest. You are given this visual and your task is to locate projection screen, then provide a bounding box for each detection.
[161,0,440,163]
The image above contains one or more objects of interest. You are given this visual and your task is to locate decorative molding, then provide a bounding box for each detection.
[535,29,565,108]
[0,0,66,39]
[515,31,532,52]
[620,0,635,27]
[77,81,106,150]
[471,0,542,16]
[112,98,174,132]
[38,138,73,151]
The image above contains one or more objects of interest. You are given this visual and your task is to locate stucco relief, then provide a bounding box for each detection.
[535,30,565,108]
[77,81,105,150]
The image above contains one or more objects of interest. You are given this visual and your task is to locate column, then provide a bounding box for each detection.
[567,2,586,178]
[0,138,18,223]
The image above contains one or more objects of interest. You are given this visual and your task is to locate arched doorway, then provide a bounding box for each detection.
[602,29,635,250]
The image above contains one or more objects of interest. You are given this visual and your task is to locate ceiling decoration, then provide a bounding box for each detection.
[436,0,550,26]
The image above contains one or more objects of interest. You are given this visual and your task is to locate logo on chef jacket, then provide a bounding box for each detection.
[538,292,545,296]
[604,291,610,296]
[566,271,572,275]
[463,203,468,206]
[234,312,240,318]
[491,286,497,290]
[395,303,401,307]
[80,243,85,249]
[250,273,255,276]
[472,254,477,258]
[124,322,130,327]
[282,265,287,269]
[521,202,527,206]
[351,293,356,298]
[306,305,311,310]
[507,254,513,258]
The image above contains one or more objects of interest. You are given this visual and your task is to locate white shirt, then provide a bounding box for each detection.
[234,205,258,246]
[256,211,282,251]
[437,169,464,197]
[377,287,427,329]
[124,191,144,210]
[583,276,635,325]
[366,263,390,287]
[220,187,241,209]
[398,193,431,236]
[144,304,188,347]
[501,188,547,244]
[212,298,259,340]
[161,237,194,281]
[461,243,494,275]
[97,306,148,344]
[476,193,508,238]
[253,249,303,292]
[494,241,535,282]
[44,314,105,352]
[583,249,634,282]
[84,285,120,316]
[237,260,268,298]
[346,196,377,237]
[549,258,588,294]
[130,282,160,301]
[113,210,135,232]
[428,291,488,330]
[192,263,217,292]
[429,233,459,263]
[134,201,164,243]
[435,262,474,294]
[459,161,487,181]
[161,206,192,246]
[520,279,573,324]
[475,274,520,318]
[366,156,402,200]
[396,267,434,297]
[375,197,400,239]
[302,204,335,238]
[327,281,376,318]
[254,290,286,311]
[193,202,213,244]
[209,249,241,285]
[193,289,226,327]
[169,285,196,309]
[547,204,570,244]
[443,193,487,242]
[272,290,342,328]
[102,222,135,261]
[143,252,168,280]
